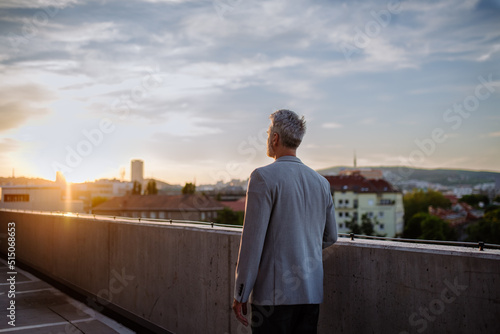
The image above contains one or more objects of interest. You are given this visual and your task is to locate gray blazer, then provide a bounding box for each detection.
[234,156,337,305]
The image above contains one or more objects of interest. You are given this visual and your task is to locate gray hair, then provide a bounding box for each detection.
[269,109,306,149]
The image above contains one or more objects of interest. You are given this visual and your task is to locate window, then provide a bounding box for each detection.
[201,212,206,220]
[150,212,157,219]
[159,212,166,219]
[368,200,374,206]
[141,211,148,218]
[345,199,349,205]
[339,199,344,205]
[379,224,385,229]
[339,223,344,228]
[339,212,344,217]
[4,194,29,202]
[345,212,350,217]
[368,212,374,218]
[379,211,384,218]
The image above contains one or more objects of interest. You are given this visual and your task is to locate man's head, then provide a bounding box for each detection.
[267,109,306,158]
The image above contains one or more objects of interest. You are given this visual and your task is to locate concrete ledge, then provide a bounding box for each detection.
[1,210,499,334]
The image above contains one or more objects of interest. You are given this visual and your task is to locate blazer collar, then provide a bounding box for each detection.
[275,156,302,164]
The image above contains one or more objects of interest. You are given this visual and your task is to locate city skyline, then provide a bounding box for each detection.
[1,0,499,184]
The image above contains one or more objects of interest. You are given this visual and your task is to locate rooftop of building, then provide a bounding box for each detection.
[323,171,399,194]
[0,258,135,333]
[220,197,246,212]
[92,193,224,211]
[1,209,499,333]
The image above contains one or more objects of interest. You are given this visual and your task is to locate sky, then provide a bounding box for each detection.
[0,0,499,185]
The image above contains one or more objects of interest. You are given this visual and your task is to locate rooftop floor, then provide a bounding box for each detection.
[0,259,134,334]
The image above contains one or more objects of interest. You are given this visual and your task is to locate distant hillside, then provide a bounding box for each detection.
[316,166,500,186]
[0,177,55,186]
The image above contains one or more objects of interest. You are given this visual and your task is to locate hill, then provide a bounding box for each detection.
[316,166,500,186]
[0,177,55,186]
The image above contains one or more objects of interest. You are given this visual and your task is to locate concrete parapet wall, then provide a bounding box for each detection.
[1,211,499,333]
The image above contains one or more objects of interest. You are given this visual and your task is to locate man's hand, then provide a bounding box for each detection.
[232,299,248,326]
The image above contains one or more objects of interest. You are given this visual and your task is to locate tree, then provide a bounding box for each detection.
[459,194,489,208]
[403,213,455,241]
[91,196,108,208]
[419,215,456,241]
[360,214,375,236]
[346,216,361,234]
[466,208,500,244]
[144,179,158,195]
[215,207,244,226]
[182,182,196,194]
[346,214,385,236]
[132,181,142,195]
[403,212,427,239]
[403,189,451,225]
[494,195,500,203]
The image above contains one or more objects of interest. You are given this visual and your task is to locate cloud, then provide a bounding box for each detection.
[0,0,77,9]
[360,118,377,125]
[0,138,19,151]
[487,131,500,137]
[322,122,343,129]
[154,112,222,137]
[0,0,499,180]
[0,84,55,132]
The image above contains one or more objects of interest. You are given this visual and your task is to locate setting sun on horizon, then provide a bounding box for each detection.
[0,0,499,185]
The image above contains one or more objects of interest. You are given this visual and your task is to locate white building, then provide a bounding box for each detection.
[0,185,84,213]
[324,172,404,237]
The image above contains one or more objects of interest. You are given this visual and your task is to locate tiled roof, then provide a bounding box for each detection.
[221,197,246,212]
[93,194,224,211]
[323,172,398,193]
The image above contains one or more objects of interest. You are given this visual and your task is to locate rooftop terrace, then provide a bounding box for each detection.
[1,209,499,333]
[0,258,134,333]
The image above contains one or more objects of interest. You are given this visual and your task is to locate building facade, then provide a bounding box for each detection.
[131,159,144,185]
[0,185,84,213]
[324,172,404,237]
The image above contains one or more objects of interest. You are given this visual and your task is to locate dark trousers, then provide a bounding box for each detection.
[250,304,320,334]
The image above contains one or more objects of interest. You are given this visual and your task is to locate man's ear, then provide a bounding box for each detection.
[273,132,279,146]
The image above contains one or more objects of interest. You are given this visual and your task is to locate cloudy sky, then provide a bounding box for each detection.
[0,0,499,185]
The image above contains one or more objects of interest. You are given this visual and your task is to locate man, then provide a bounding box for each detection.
[232,109,338,333]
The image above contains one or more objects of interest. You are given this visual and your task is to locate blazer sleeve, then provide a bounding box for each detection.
[322,187,338,249]
[234,169,272,303]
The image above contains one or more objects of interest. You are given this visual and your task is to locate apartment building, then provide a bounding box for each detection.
[324,172,404,237]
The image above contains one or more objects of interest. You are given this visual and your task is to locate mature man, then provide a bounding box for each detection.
[232,109,338,333]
